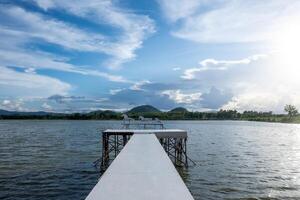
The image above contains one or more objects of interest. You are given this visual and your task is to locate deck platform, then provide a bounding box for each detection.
[100,129,189,170]
[86,134,194,200]
[103,129,187,138]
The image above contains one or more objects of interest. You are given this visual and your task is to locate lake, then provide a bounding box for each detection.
[0,120,300,199]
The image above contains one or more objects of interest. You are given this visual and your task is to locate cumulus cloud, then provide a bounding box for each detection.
[200,87,232,109]
[162,90,201,104]
[179,53,300,113]
[182,55,267,80]
[221,92,289,112]
[0,99,24,111]
[129,80,151,91]
[159,0,300,43]
[109,88,177,110]
[107,81,206,110]
[41,102,52,110]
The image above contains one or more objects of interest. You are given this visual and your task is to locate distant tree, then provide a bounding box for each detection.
[284,104,298,118]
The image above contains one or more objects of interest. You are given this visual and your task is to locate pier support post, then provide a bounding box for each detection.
[100,131,133,172]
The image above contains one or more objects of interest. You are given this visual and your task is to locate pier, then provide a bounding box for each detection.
[100,129,189,171]
[86,133,194,200]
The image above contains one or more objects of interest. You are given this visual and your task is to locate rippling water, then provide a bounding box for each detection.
[0,120,300,200]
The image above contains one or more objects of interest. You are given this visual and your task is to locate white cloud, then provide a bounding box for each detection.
[181,68,201,80]
[130,80,151,91]
[0,2,154,109]
[0,6,106,52]
[159,0,300,43]
[0,95,112,112]
[0,5,132,83]
[0,99,24,111]
[0,66,71,97]
[42,102,52,110]
[182,54,267,80]
[35,0,54,10]
[32,0,156,69]
[2,100,11,105]
[0,42,129,83]
[222,91,300,113]
[24,68,36,74]
[109,89,124,95]
[162,90,201,104]
[158,0,203,22]
[179,52,300,113]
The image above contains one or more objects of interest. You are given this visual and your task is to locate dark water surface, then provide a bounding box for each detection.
[0,120,300,200]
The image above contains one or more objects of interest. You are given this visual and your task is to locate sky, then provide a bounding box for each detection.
[1,0,300,113]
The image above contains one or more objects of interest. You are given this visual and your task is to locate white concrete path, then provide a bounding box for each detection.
[85,134,194,200]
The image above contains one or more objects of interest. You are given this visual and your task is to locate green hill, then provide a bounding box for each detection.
[127,105,161,113]
[169,107,188,113]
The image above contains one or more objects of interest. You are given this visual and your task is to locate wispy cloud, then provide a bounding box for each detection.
[0,1,158,111]
[0,48,129,83]
[32,0,156,69]
[0,6,106,52]
[158,0,202,22]
[0,5,133,83]
[159,0,300,43]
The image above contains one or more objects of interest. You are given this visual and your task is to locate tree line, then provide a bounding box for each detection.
[0,104,299,123]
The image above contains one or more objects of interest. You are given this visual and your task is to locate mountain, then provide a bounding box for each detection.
[169,107,188,113]
[0,109,15,115]
[0,109,56,116]
[127,105,161,113]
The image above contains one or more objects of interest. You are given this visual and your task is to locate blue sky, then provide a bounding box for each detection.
[1,0,300,113]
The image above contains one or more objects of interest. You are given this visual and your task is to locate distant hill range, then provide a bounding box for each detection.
[0,109,54,116]
[0,105,291,124]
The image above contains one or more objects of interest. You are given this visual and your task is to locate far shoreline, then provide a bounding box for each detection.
[0,118,299,125]
[1,105,299,124]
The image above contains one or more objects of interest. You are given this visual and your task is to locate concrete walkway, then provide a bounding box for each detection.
[85,134,194,200]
